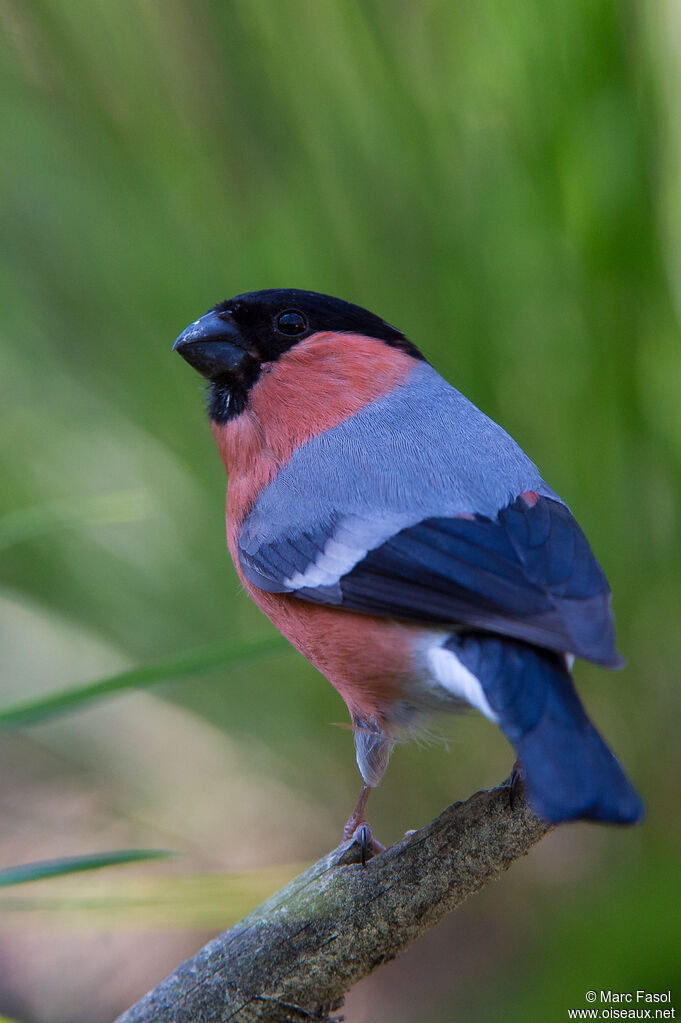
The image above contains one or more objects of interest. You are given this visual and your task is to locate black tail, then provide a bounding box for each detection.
[444,633,644,824]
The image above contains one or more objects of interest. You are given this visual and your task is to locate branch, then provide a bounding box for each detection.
[116,782,550,1023]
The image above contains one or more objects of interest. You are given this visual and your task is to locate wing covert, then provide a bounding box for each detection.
[239,493,622,667]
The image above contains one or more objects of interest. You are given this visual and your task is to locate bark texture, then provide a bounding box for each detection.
[116,782,550,1023]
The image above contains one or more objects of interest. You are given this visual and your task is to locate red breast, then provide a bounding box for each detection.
[210,331,419,721]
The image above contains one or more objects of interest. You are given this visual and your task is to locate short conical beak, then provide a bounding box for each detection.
[173,310,247,379]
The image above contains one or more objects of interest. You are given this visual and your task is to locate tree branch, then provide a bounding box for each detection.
[116,782,550,1023]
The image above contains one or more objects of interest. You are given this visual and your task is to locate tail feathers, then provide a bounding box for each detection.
[443,634,644,825]
[515,677,645,824]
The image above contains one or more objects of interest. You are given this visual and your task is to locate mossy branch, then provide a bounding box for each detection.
[116,782,550,1023]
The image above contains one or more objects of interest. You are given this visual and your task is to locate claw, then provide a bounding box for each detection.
[352,822,385,865]
[506,758,526,811]
[358,824,370,866]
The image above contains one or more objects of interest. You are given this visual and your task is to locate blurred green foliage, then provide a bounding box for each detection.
[1,1,679,1021]
[0,849,172,887]
[0,634,285,730]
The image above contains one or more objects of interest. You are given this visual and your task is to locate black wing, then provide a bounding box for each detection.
[240,494,622,667]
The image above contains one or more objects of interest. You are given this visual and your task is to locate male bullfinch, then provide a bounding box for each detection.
[173,289,644,835]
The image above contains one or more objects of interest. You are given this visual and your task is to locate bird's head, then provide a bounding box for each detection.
[173,289,423,423]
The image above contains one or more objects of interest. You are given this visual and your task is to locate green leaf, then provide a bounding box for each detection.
[0,635,288,732]
[0,850,173,887]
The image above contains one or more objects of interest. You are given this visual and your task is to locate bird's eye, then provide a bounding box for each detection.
[276,310,308,336]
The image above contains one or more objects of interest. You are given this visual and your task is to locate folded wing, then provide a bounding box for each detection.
[239,492,622,668]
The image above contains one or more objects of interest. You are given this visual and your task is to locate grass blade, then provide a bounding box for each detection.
[0,850,173,888]
[0,635,288,732]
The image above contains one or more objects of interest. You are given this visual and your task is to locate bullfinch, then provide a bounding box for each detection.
[173,289,644,833]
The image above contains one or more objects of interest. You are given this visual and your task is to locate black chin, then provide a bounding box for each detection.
[208,378,251,423]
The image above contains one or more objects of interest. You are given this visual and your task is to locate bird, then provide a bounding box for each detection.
[173,288,644,840]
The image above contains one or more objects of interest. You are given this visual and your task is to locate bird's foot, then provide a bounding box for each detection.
[351,822,386,865]
[504,758,526,811]
[343,783,386,864]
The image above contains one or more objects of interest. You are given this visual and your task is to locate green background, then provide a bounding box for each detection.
[1,1,679,1020]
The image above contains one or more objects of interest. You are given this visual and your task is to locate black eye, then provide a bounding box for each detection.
[276,310,307,336]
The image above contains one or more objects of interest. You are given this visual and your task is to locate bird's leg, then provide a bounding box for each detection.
[344,714,393,862]
[343,783,386,863]
[343,782,371,839]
